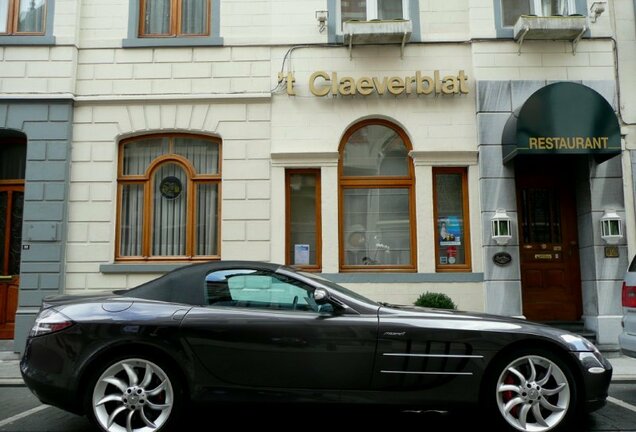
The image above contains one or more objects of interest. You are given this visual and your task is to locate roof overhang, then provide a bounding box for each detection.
[502,82,621,164]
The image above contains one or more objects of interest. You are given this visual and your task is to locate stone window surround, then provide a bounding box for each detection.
[0,0,55,45]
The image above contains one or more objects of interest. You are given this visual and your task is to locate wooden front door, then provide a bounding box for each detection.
[0,187,23,339]
[516,159,582,321]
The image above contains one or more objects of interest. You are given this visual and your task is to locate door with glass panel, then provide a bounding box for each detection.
[516,158,582,321]
[0,138,26,339]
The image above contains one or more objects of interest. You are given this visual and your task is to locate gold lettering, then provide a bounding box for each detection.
[529,137,538,149]
[538,137,545,149]
[435,70,441,94]
[567,137,575,149]
[592,137,601,149]
[357,77,374,96]
[405,76,416,94]
[309,71,330,96]
[373,76,388,95]
[416,71,434,95]
[458,70,469,94]
[600,137,608,148]
[331,72,339,95]
[442,75,458,94]
[545,137,553,149]
[576,137,584,148]
[388,77,405,95]
[339,77,356,96]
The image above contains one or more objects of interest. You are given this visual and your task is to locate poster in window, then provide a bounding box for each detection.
[294,244,310,265]
[439,216,461,246]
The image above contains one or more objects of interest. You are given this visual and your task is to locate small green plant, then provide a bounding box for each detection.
[414,292,457,310]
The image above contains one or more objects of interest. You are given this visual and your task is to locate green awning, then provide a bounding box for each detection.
[502,82,621,163]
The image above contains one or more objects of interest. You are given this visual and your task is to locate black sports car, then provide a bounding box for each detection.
[21,261,611,432]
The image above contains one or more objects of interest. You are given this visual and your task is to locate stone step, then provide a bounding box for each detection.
[542,321,597,344]
[0,351,20,361]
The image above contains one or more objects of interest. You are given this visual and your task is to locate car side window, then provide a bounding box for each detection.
[204,270,326,312]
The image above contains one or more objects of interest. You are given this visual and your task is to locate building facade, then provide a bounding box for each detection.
[0,0,634,351]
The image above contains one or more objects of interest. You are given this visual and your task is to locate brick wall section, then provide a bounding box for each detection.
[76,47,270,96]
[0,101,73,351]
[0,47,76,94]
[473,40,616,81]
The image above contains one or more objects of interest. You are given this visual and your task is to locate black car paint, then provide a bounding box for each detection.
[21,261,612,416]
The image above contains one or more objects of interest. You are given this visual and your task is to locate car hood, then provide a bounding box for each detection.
[378,303,598,352]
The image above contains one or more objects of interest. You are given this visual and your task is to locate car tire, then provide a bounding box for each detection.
[84,354,184,432]
[485,348,579,432]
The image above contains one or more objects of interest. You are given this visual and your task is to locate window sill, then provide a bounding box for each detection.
[0,35,55,46]
[122,36,223,48]
[321,273,484,283]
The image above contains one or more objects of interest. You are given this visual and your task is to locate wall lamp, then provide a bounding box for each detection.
[491,209,513,246]
[590,1,606,23]
[316,10,328,33]
[600,209,623,244]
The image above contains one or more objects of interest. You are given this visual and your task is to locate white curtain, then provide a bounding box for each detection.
[122,138,169,175]
[17,0,45,33]
[196,183,218,255]
[181,0,206,34]
[174,138,218,174]
[144,0,171,35]
[120,185,144,256]
[152,163,187,256]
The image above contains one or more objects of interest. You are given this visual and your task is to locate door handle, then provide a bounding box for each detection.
[0,275,13,281]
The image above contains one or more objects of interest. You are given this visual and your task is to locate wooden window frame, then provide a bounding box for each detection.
[0,0,47,35]
[138,0,210,38]
[285,169,322,272]
[115,133,221,262]
[338,119,417,272]
[432,167,472,272]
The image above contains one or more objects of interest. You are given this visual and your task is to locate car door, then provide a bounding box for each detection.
[181,268,378,390]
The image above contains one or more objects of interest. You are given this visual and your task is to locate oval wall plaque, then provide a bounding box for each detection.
[493,252,512,266]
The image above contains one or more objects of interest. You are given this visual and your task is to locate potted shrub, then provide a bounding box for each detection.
[414,292,457,310]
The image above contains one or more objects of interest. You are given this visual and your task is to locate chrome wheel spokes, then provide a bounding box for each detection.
[496,355,570,432]
[93,359,174,432]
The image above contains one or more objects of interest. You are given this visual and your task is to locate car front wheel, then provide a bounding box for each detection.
[86,356,182,432]
[490,349,578,432]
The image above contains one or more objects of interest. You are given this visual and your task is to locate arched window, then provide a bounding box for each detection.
[339,120,416,271]
[117,134,221,260]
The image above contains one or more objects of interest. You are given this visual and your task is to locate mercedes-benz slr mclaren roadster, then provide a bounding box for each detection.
[21,261,612,432]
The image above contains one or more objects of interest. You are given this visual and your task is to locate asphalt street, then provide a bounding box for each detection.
[0,384,634,431]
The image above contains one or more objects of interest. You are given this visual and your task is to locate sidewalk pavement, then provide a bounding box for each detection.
[0,351,635,386]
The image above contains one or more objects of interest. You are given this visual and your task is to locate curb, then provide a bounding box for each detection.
[0,378,24,387]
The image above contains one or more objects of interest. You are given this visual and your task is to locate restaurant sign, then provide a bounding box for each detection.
[277,70,469,97]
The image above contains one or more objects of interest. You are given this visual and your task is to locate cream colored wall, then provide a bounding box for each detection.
[65,98,271,293]
[420,0,470,41]
[0,47,76,94]
[473,40,615,80]
[268,44,483,280]
[270,45,475,154]
[347,282,484,312]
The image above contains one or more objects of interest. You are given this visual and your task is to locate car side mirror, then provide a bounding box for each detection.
[313,288,330,305]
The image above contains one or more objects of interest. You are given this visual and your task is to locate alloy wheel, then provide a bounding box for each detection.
[92,358,174,432]
[496,355,571,432]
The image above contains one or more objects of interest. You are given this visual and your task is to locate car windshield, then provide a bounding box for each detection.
[298,271,379,306]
